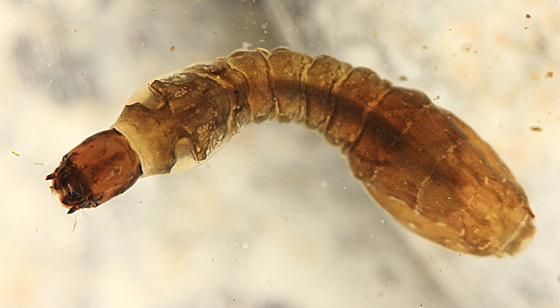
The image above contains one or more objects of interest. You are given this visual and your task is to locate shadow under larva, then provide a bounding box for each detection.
[46,47,535,257]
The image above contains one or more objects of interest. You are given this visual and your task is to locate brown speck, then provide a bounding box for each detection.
[433,95,441,101]
[169,46,176,51]
[399,75,408,81]
[11,151,20,157]
[461,42,472,52]
[524,26,529,30]
[530,126,542,132]
[73,30,77,33]
[422,45,428,50]
[546,71,554,78]
[526,14,531,19]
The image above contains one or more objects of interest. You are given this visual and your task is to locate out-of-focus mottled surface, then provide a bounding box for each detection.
[1,1,559,307]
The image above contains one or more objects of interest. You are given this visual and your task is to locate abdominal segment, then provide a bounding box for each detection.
[47,47,534,257]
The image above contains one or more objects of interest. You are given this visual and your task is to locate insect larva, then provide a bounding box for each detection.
[46,47,535,257]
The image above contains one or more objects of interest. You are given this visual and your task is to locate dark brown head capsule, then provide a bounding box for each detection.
[46,129,142,214]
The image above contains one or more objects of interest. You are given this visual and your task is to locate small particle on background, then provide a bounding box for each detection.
[11,151,20,157]
[433,95,441,101]
[546,71,554,78]
[461,42,473,52]
[526,13,531,19]
[530,126,542,132]
[531,73,540,81]
[169,46,176,51]
[399,75,408,81]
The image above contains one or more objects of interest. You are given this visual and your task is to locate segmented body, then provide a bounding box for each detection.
[48,47,535,257]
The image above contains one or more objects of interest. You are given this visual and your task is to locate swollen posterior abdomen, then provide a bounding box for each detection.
[223,47,533,256]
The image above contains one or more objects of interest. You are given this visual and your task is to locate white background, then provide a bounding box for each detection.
[1,0,559,307]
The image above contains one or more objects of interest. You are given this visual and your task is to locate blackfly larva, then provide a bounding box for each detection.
[47,47,535,257]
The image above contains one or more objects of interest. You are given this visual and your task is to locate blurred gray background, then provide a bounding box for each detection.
[1,0,559,307]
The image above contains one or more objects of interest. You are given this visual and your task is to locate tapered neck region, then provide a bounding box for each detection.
[46,129,142,213]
